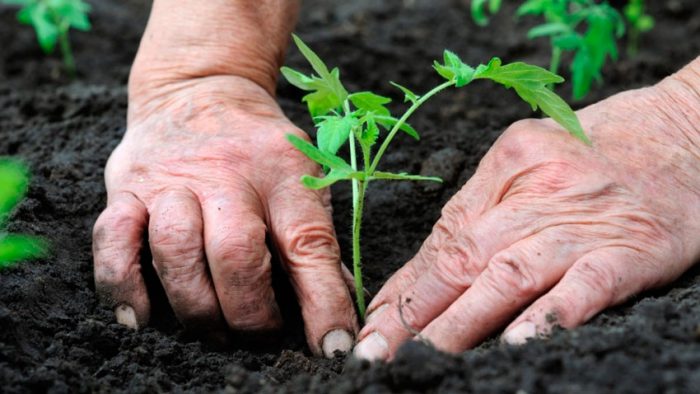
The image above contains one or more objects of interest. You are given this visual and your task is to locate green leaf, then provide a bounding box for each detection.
[475,59,590,144]
[374,115,420,140]
[300,169,363,190]
[471,0,502,26]
[0,234,48,268]
[280,67,314,90]
[27,3,59,53]
[0,159,30,228]
[315,115,356,155]
[357,112,380,149]
[371,172,442,183]
[389,81,419,103]
[527,22,571,39]
[286,134,354,171]
[433,50,475,87]
[52,0,91,31]
[286,35,348,117]
[349,91,392,117]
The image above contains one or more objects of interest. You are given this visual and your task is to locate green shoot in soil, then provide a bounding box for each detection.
[282,34,588,319]
[623,0,653,56]
[471,0,631,100]
[0,159,47,269]
[2,0,91,77]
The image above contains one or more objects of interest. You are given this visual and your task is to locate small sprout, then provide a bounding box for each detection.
[471,0,631,100]
[0,158,48,269]
[623,0,654,56]
[471,0,503,26]
[2,0,92,77]
[282,35,588,319]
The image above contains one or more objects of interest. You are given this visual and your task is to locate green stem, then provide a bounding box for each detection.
[58,30,76,78]
[352,181,367,320]
[627,28,640,57]
[548,46,562,90]
[368,80,454,174]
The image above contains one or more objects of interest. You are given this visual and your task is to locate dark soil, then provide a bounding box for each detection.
[1,0,700,392]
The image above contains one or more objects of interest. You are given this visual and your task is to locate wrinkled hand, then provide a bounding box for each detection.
[93,76,357,357]
[355,70,700,360]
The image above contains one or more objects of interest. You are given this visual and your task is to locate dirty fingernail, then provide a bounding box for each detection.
[502,321,536,345]
[364,304,388,325]
[353,332,389,361]
[115,304,138,329]
[322,329,354,358]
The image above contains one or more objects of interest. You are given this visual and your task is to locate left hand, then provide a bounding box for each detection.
[353,65,700,360]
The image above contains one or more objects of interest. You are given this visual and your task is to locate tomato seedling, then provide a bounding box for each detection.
[623,0,653,56]
[471,0,628,100]
[282,34,588,319]
[0,158,47,269]
[1,0,91,77]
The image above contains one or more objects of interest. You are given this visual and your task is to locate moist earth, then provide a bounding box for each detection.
[1,0,700,392]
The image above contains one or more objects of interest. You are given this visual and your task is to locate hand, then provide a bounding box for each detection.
[354,63,700,360]
[92,75,358,357]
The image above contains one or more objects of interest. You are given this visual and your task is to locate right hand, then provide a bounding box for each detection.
[92,75,358,357]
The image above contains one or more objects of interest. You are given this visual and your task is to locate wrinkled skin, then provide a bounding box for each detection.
[92,76,358,356]
[355,70,700,360]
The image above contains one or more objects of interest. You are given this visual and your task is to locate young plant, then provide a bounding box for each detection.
[281,35,589,319]
[470,0,626,100]
[1,0,91,77]
[471,0,502,26]
[623,0,653,56]
[0,158,47,269]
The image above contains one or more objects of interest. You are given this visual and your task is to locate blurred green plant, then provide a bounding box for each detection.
[1,0,91,77]
[0,159,47,269]
[623,0,653,56]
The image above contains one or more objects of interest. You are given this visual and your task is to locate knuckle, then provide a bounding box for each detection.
[438,200,470,237]
[156,260,205,286]
[282,221,340,269]
[93,202,144,245]
[435,238,482,289]
[483,251,540,300]
[150,219,202,257]
[571,259,617,298]
[206,222,267,266]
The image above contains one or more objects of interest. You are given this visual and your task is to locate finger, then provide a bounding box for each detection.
[365,162,506,316]
[202,189,282,332]
[501,246,670,344]
[93,192,150,329]
[148,188,225,333]
[355,204,547,360]
[418,228,593,353]
[267,181,357,358]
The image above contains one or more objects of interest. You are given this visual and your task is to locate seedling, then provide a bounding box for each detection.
[282,35,588,319]
[0,158,47,269]
[623,0,653,56]
[1,0,91,77]
[471,0,626,100]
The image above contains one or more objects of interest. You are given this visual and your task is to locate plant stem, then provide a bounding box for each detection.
[58,30,76,78]
[368,80,454,174]
[352,181,367,320]
[547,46,562,90]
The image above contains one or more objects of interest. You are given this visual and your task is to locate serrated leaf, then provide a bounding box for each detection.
[316,115,355,155]
[434,50,475,87]
[359,112,380,148]
[375,115,420,140]
[287,35,348,117]
[389,81,419,103]
[475,60,589,144]
[371,172,442,183]
[349,91,391,117]
[0,234,48,268]
[286,134,354,171]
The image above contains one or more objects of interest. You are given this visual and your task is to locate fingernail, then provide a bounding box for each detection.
[353,332,389,361]
[115,304,139,329]
[364,304,388,325]
[502,321,537,345]
[322,329,354,358]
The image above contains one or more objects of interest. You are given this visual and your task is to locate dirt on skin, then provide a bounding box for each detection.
[1,0,700,392]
